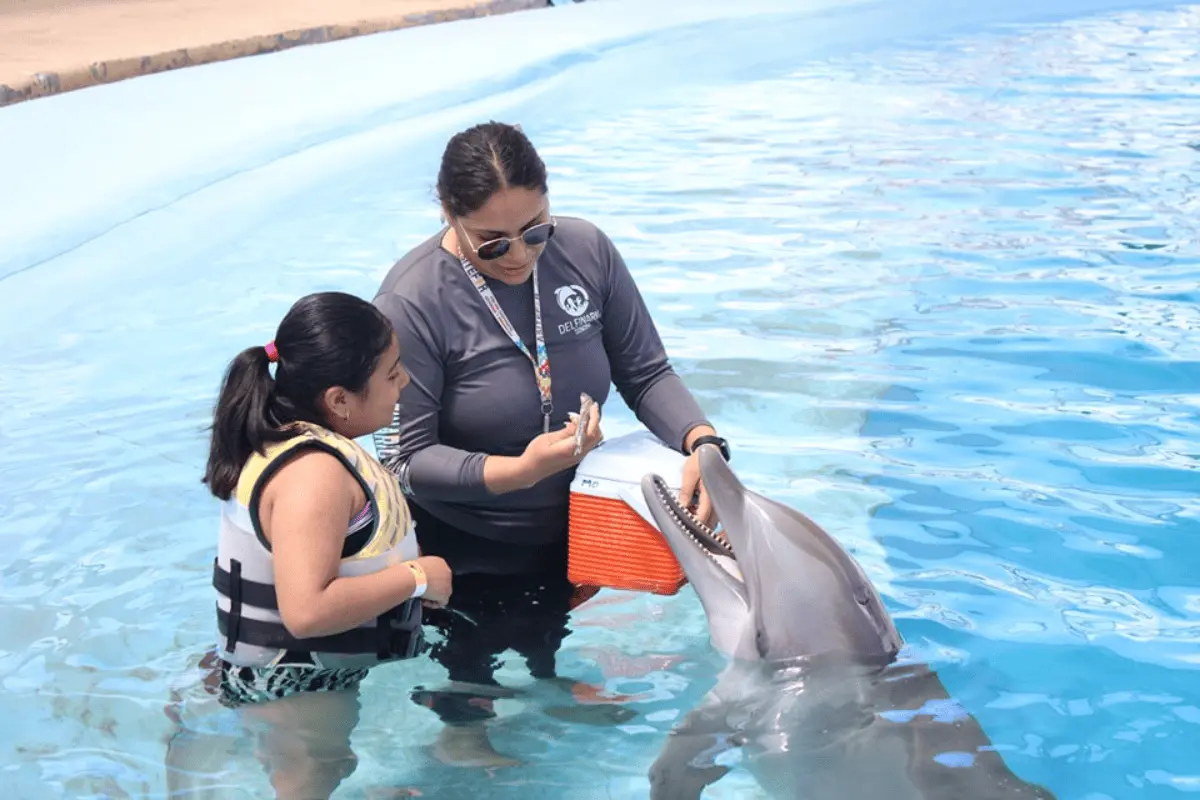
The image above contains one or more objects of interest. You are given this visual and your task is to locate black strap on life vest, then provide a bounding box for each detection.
[213,559,424,660]
[213,559,279,610]
[215,608,424,657]
[376,607,395,662]
[224,559,243,654]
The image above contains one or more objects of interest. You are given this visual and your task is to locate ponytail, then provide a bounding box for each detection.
[201,291,396,501]
[202,345,290,500]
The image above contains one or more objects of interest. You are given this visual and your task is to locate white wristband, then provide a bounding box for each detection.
[406,561,427,598]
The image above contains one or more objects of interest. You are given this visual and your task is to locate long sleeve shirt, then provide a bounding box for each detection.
[372,216,710,545]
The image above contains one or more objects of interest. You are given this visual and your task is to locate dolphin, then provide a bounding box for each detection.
[638,445,1055,800]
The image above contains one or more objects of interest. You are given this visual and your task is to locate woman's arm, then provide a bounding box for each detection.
[683,423,720,453]
[596,227,716,452]
[262,449,426,638]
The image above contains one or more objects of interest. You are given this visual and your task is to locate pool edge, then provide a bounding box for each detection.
[0,0,549,109]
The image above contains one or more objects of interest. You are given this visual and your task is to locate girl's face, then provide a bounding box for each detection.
[326,333,408,439]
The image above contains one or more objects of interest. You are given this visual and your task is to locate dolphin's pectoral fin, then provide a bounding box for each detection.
[649,702,747,800]
[648,729,736,800]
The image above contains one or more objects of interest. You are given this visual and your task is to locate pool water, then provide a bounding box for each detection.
[2,1,1198,798]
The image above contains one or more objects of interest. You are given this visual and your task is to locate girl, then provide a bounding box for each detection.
[196,291,452,799]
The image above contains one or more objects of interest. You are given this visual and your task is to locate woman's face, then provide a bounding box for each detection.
[451,187,552,286]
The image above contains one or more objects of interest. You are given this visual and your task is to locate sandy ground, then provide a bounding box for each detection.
[0,0,548,106]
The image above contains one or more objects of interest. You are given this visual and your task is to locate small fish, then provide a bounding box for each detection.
[573,392,597,456]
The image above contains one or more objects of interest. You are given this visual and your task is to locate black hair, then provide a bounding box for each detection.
[436,121,549,218]
[202,291,394,500]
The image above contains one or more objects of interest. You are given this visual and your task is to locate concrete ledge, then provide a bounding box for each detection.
[0,0,547,108]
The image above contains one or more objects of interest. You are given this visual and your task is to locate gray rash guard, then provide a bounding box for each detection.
[372,215,711,545]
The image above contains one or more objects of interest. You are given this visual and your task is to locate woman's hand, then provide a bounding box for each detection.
[519,406,604,487]
[413,555,453,607]
[678,450,716,529]
[482,400,604,495]
[679,427,723,530]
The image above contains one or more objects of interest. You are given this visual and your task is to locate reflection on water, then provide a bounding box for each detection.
[1,3,1198,798]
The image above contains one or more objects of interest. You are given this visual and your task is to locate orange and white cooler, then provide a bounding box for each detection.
[567,429,689,596]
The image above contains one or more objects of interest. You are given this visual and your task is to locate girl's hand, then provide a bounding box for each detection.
[413,555,453,606]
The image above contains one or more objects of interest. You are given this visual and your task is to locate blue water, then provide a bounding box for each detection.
[2,0,1199,797]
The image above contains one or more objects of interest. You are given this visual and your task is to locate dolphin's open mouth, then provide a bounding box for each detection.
[646,474,741,578]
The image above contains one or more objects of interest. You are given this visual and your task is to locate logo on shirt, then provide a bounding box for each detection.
[555,285,590,317]
[555,284,600,336]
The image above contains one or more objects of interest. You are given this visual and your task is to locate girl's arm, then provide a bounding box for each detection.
[260,449,427,639]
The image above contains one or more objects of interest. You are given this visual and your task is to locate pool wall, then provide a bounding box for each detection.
[0,0,549,109]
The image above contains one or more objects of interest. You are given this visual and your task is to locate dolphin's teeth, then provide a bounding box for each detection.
[653,476,730,565]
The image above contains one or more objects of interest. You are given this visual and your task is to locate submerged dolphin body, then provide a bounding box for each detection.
[639,446,1055,800]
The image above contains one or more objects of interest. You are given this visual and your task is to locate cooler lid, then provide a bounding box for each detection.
[573,428,687,486]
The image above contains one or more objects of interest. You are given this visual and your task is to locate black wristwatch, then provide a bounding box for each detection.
[687,434,731,462]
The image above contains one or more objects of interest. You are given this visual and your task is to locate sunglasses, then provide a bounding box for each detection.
[458,216,557,261]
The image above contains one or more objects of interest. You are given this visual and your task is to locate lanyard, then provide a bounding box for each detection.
[457,252,554,433]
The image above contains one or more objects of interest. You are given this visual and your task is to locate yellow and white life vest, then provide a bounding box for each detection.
[212,422,424,669]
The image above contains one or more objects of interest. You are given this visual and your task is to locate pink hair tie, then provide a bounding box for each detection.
[264,341,279,363]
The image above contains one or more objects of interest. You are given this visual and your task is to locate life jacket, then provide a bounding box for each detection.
[212,422,424,669]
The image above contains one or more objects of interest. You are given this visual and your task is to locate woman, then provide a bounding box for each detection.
[186,291,453,799]
[371,121,731,765]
